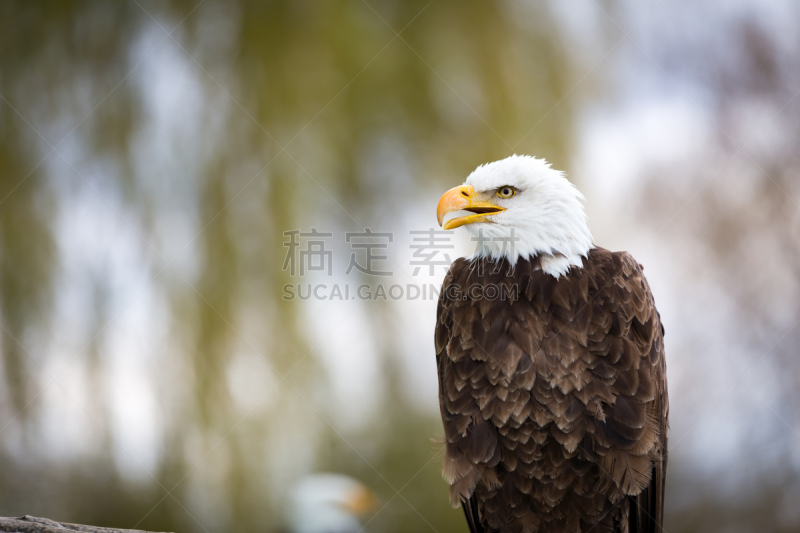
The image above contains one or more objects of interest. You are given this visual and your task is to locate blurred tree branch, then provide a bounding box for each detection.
[0,516,168,533]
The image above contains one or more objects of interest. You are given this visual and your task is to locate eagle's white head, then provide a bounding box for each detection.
[437,155,593,277]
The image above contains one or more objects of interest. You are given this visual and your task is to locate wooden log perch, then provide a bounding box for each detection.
[0,516,170,533]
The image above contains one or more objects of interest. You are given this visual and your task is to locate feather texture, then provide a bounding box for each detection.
[435,248,668,533]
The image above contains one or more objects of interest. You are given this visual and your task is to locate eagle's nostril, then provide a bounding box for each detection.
[461,190,469,197]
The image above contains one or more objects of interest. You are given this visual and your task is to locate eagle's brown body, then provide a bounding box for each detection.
[435,248,668,533]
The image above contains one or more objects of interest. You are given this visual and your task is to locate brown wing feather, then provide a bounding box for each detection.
[630,310,668,533]
[435,248,668,533]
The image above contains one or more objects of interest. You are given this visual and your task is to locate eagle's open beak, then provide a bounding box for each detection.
[437,185,505,230]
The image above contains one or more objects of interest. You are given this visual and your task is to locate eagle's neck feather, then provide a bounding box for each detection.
[468,224,592,278]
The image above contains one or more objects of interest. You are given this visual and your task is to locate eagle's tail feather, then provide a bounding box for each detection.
[461,496,496,533]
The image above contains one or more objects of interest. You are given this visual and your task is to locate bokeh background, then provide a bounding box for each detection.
[1,1,800,532]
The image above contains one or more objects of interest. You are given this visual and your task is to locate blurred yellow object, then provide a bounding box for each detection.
[288,473,378,533]
[342,483,379,516]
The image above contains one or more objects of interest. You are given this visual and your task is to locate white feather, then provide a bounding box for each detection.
[461,154,593,277]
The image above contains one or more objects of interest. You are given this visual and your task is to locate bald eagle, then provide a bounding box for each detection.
[286,474,378,533]
[434,155,668,533]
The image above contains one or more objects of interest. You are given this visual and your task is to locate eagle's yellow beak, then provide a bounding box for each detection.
[342,485,379,516]
[437,185,506,230]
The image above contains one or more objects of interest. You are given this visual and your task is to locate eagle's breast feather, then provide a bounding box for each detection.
[435,247,668,533]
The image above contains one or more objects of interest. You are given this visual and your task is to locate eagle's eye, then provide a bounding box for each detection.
[496,186,516,199]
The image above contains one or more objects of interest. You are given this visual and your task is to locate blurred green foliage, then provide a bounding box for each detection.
[0,1,577,532]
